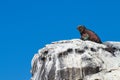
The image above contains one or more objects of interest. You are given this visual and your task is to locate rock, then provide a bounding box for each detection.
[31,39,120,80]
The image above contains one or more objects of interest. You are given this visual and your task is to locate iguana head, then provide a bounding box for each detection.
[77,25,86,33]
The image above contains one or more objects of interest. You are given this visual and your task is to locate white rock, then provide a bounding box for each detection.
[31,39,120,80]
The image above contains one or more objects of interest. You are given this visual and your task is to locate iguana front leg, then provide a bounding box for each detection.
[81,33,89,40]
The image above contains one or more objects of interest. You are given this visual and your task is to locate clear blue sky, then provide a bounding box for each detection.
[0,0,120,80]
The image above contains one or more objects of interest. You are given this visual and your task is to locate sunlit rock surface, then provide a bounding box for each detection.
[31,39,120,80]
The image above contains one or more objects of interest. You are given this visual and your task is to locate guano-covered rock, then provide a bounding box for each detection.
[31,39,120,80]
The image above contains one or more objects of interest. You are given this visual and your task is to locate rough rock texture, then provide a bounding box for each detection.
[31,39,120,80]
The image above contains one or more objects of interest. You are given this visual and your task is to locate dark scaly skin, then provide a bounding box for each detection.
[77,25,102,43]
